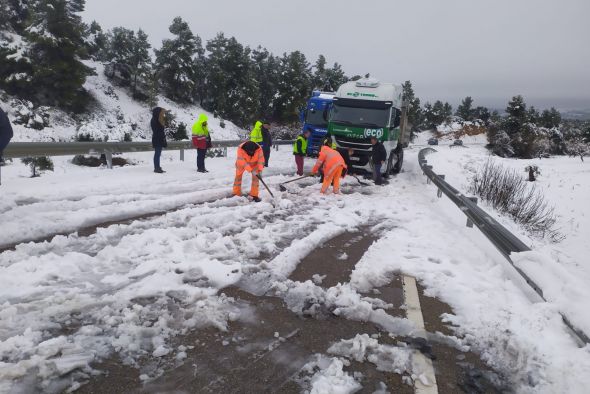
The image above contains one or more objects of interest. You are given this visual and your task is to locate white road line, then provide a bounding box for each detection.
[402,275,439,394]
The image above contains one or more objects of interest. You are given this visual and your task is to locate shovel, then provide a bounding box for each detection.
[278,175,311,192]
[256,174,275,198]
[350,174,370,186]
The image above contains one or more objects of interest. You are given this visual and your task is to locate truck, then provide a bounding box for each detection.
[300,91,335,156]
[327,79,408,175]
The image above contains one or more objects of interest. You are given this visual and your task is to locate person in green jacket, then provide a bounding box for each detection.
[293,128,311,176]
[192,114,210,173]
[250,120,272,167]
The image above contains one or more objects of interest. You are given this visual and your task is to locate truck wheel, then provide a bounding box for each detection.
[392,148,404,174]
[385,150,395,177]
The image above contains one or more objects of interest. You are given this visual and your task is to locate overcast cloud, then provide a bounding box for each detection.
[83,0,590,109]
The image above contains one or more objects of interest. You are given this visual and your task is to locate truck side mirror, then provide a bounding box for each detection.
[299,109,306,124]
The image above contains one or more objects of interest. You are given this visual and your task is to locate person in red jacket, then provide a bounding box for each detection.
[234,141,265,202]
[311,141,347,194]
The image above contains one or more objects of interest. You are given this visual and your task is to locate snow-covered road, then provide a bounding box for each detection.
[1,146,589,393]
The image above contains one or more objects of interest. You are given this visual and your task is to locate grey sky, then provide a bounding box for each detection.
[83,0,590,110]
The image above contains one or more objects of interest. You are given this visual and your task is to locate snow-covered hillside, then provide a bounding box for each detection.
[0,61,245,143]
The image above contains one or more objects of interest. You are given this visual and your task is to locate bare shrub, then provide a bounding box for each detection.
[469,160,563,242]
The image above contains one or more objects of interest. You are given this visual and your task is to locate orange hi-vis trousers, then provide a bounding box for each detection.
[233,169,260,198]
[321,165,344,194]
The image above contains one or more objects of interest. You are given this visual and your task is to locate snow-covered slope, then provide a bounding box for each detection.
[0,61,245,143]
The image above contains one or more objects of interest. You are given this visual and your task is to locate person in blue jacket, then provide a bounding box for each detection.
[0,107,14,163]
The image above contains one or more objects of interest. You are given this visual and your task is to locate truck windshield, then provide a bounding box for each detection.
[306,109,328,127]
[331,104,390,128]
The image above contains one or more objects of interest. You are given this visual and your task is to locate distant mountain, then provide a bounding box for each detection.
[560,109,590,120]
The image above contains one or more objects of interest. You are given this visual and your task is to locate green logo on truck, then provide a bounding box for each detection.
[347,92,378,98]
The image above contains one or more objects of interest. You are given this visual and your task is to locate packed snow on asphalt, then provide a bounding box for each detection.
[1,143,589,393]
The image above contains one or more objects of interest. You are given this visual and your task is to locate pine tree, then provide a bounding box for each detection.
[22,0,94,111]
[312,54,327,90]
[128,29,151,99]
[275,51,312,122]
[401,81,422,127]
[473,106,491,123]
[204,33,260,127]
[106,27,134,64]
[539,107,561,128]
[86,20,108,60]
[324,62,347,91]
[154,17,203,103]
[527,106,540,125]
[252,46,280,120]
[442,102,453,123]
[504,95,527,135]
[423,102,435,127]
[455,96,474,121]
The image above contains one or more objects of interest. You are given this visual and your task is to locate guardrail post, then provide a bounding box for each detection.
[104,150,113,169]
[466,197,478,228]
[180,147,184,162]
[437,175,445,198]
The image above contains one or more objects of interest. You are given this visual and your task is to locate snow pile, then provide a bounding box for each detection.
[299,355,361,394]
[328,334,413,375]
[272,280,414,336]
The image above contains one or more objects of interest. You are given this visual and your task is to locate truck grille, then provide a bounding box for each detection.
[334,136,372,152]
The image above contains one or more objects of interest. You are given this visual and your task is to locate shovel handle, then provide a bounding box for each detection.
[279,175,310,186]
[256,174,275,198]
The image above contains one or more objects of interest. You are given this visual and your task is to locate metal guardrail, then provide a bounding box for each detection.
[419,148,589,345]
[2,139,295,161]
[0,139,294,184]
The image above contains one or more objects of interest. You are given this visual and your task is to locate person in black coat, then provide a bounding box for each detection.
[151,107,168,173]
[261,121,272,167]
[370,136,387,185]
[0,107,14,162]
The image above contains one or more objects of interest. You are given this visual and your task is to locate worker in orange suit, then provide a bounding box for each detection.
[234,141,265,202]
[311,140,347,194]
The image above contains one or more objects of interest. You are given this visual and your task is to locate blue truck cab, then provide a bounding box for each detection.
[300,91,335,156]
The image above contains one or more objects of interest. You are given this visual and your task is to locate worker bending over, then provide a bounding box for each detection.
[234,141,265,202]
[311,141,347,194]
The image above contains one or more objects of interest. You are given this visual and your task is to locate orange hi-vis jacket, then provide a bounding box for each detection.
[312,146,347,177]
[236,142,265,174]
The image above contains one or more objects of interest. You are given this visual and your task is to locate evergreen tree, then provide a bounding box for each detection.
[324,62,347,91]
[274,51,312,122]
[504,95,527,135]
[583,125,590,143]
[21,0,94,111]
[473,106,491,123]
[539,107,561,128]
[401,81,422,127]
[154,17,203,103]
[312,54,327,90]
[204,33,259,127]
[423,102,435,127]
[527,106,540,125]
[106,27,134,64]
[490,109,501,123]
[86,20,108,60]
[128,29,151,98]
[455,96,474,121]
[442,102,453,123]
[252,46,280,120]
